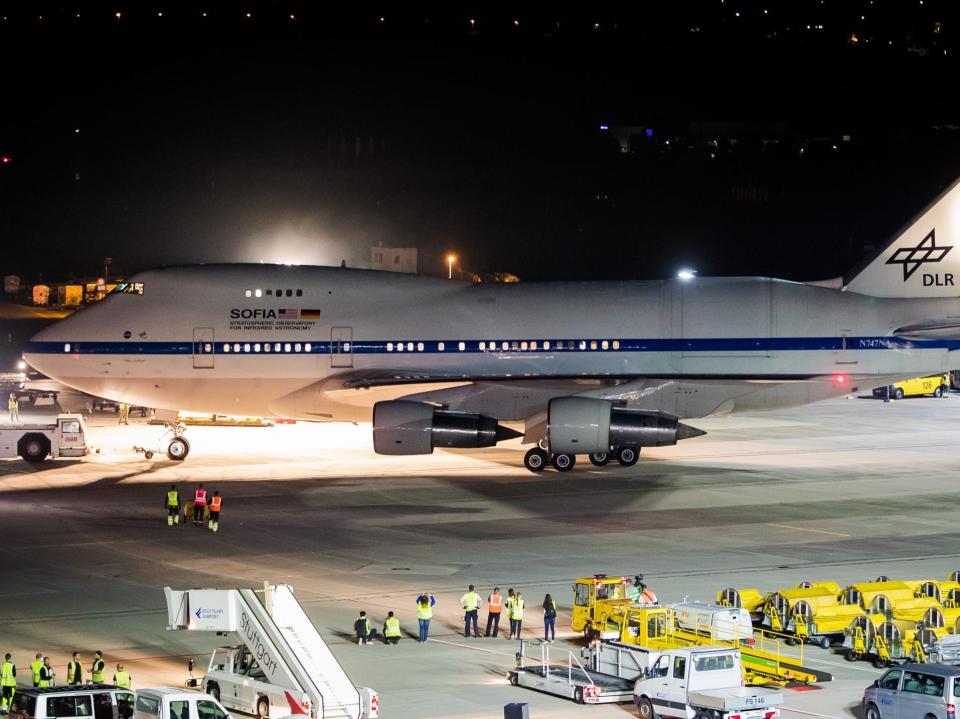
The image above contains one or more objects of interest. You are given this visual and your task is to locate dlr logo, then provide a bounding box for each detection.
[923,273,955,286]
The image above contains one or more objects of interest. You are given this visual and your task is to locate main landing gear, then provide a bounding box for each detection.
[134,421,190,461]
[523,446,640,473]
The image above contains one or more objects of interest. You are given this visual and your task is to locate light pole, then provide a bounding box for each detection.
[104,256,113,285]
[446,254,457,280]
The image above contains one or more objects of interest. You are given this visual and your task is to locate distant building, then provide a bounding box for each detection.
[32,284,50,305]
[4,275,20,294]
[370,244,418,274]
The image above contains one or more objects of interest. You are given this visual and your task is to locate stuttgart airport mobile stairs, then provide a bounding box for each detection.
[164,584,378,719]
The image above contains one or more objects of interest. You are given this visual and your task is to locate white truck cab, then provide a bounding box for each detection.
[204,646,312,719]
[134,689,232,719]
[633,647,783,719]
[0,413,88,462]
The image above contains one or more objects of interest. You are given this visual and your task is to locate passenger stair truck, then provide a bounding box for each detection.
[163,585,379,719]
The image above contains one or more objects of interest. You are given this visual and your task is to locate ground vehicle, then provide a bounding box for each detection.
[633,647,783,719]
[205,646,311,719]
[862,663,960,719]
[134,689,232,719]
[508,639,635,704]
[872,374,949,399]
[0,413,87,461]
[9,685,134,719]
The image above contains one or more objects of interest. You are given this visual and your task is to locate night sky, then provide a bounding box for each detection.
[2,1,960,284]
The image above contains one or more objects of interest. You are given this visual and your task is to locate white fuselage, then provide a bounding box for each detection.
[23,265,960,421]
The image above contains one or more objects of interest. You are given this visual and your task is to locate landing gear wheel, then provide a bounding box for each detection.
[638,697,657,719]
[166,437,190,461]
[617,447,639,466]
[552,453,576,472]
[144,451,154,460]
[573,687,584,705]
[524,447,548,472]
[818,636,831,650]
[589,452,610,466]
[256,698,269,719]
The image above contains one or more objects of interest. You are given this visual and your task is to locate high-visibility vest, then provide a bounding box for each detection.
[91,659,105,682]
[194,489,207,506]
[38,666,53,688]
[166,490,179,507]
[488,593,503,613]
[462,592,481,611]
[114,671,131,688]
[416,602,432,620]
[8,397,17,411]
[384,617,401,638]
[356,617,370,634]
[67,661,82,684]
[2,661,16,687]
[511,598,525,620]
[210,496,221,512]
[31,659,42,686]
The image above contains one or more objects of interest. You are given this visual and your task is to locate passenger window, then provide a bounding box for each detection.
[903,671,926,694]
[648,614,666,638]
[878,670,902,690]
[93,694,114,719]
[116,693,134,719]
[651,656,669,678]
[574,583,590,607]
[673,656,687,680]
[61,420,81,433]
[49,696,93,717]
[195,701,228,719]
[135,695,160,718]
[169,700,191,719]
[923,674,945,697]
[296,289,303,296]
[286,289,292,297]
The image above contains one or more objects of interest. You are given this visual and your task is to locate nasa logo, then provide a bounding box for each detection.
[230,308,277,319]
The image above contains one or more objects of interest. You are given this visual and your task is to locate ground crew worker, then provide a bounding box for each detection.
[510,591,525,639]
[118,402,129,425]
[8,393,19,424]
[31,652,43,687]
[505,589,517,639]
[485,587,503,638]
[193,484,207,526]
[113,664,131,689]
[1,652,17,712]
[383,611,402,644]
[354,611,378,645]
[460,584,481,638]
[626,577,641,602]
[38,657,54,688]
[66,652,82,685]
[415,592,435,643]
[91,651,106,683]
[208,491,222,532]
[166,485,180,526]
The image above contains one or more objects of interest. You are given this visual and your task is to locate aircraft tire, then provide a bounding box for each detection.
[617,447,639,466]
[893,387,904,400]
[588,452,610,466]
[552,453,576,472]
[524,447,548,472]
[167,437,190,461]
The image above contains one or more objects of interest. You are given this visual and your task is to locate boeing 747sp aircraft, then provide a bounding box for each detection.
[24,178,960,471]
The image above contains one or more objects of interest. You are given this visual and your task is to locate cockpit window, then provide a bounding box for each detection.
[110,282,145,295]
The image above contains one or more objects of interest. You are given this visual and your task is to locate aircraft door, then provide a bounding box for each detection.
[331,326,353,368]
[193,327,215,369]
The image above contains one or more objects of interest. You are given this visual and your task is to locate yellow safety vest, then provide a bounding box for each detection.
[31,660,42,686]
[38,666,53,688]
[511,598,525,620]
[91,659,105,682]
[2,661,16,686]
[8,398,17,411]
[67,661,82,684]
[416,602,433,620]
[114,671,131,688]
[462,592,481,611]
[384,617,401,638]
[167,491,178,507]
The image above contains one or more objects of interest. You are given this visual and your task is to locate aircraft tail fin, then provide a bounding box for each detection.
[843,176,960,298]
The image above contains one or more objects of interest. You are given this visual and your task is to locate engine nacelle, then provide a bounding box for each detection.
[373,400,519,455]
[547,396,704,454]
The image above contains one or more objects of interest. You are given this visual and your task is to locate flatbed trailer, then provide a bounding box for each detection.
[508,639,634,705]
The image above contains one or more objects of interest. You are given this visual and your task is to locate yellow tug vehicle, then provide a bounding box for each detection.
[573,575,830,687]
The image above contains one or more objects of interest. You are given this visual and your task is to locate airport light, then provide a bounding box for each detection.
[677,268,697,281]
[16,360,26,371]
[446,253,457,279]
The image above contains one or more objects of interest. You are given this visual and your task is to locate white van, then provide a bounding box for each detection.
[10,685,134,719]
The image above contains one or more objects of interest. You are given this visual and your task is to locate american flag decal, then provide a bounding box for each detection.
[278,308,300,319]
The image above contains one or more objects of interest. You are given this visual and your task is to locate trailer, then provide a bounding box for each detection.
[0,413,87,462]
[507,639,635,705]
[164,584,378,719]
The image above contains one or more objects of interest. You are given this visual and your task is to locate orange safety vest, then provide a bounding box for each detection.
[488,593,503,614]
[210,496,222,511]
[194,488,207,505]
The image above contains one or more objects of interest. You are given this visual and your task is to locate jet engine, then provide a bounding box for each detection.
[547,396,705,454]
[373,400,521,455]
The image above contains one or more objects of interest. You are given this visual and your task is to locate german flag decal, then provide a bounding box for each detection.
[301,309,322,319]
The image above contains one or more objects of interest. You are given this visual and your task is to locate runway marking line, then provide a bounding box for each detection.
[767,523,850,537]
[428,638,515,657]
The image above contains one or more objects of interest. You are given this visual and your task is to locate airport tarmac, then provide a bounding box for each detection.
[2,393,960,719]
